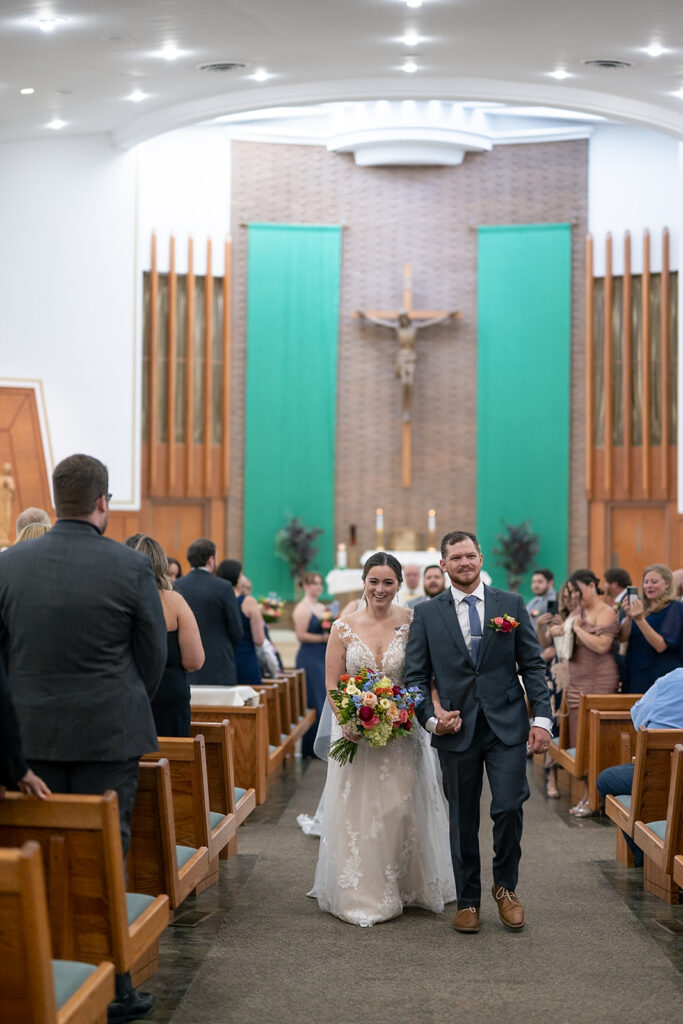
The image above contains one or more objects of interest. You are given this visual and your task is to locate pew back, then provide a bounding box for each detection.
[190,702,268,804]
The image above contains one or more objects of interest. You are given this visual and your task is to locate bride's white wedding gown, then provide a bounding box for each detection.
[307,619,456,926]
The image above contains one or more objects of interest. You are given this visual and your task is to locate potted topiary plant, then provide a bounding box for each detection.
[491,520,540,592]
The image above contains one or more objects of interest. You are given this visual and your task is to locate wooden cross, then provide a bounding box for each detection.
[355,264,460,488]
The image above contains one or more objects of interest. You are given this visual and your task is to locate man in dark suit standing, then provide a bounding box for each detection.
[405,530,552,934]
[0,453,166,1022]
[174,538,243,685]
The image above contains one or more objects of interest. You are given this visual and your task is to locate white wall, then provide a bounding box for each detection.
[0,134,139,506]
[589,124,682,276]
[137,126,231,275]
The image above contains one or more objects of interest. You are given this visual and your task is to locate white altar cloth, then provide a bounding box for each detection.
[190,685,260,707]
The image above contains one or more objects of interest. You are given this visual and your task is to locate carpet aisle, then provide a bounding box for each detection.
[159,759,681,1024]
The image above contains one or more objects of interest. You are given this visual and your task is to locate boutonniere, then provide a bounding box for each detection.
[489,614,519,633]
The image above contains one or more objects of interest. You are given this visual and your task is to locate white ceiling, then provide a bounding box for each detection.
[4,1,683,148]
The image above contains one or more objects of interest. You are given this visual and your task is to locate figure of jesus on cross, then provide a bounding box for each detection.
[356,264,460,486]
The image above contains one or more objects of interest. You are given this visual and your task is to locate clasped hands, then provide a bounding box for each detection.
[434,710,462,735]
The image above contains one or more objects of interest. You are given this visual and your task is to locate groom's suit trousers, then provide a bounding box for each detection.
[438,711,530,908]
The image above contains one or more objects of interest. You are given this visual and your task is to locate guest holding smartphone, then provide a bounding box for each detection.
[621,564,683,693]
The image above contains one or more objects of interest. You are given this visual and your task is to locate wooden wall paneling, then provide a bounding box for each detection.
[604,233,613,495]
[641,230,651,498]
[149,501,208,567]
[585,234,594,498]
[0,387,53,535]
[609,503,669,579]
[185,238,195,497]
[203,239,213,496]
[167,236,178,493]
[661,227,670,495]
[222,239,231,494]
[148,234,160,496]
[622,232,632,498]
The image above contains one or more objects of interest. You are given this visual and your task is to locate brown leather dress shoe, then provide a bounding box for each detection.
[491,885,525,929]
[453,906,480,933]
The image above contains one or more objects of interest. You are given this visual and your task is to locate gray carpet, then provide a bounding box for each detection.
[168,761,682,1024]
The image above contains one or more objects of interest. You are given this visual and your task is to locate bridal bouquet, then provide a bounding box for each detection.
[328,667,424,765]
[258,594,285,624]
[319,605,337,632]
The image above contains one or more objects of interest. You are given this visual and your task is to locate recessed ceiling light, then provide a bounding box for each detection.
[20,87,35,95]
[47,118,66,130]
[402,56,419,73]
[401,30,420,47]
[673,86,683,99]
[549,68,572,80]
[406,0,423,8]
[251,68,271,82]
[158,43,181,61]
[28,16,69,32]
[128,89,147,102]
[644,43,666,58]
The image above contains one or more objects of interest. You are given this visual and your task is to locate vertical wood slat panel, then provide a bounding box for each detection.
[222,238,232,493]
[203,239,214,495]
[585,234,594,498]
[167,235,177,491]
[185,238,195,496]
[604,233,613,494]
[661,227,670,494]
[642,230,651,498]
[148,233,159,494]
[622,232,632,497]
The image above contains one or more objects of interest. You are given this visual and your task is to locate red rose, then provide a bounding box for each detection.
[358,706,374,722]
[340,674,350,682]
[500,619,515,633]
[392,686,402,696]
[404,721,411,731]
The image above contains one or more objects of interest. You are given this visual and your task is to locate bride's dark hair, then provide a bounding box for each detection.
[362,551,403,585]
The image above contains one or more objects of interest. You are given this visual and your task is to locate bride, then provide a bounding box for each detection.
[304,551,456,926]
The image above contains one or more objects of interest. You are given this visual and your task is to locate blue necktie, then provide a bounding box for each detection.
[463,594,482,664]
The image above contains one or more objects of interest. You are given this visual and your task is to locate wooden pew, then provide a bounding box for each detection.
[0,841,115,1024]
[605,727,683,867]
[550,693,641,803]
[142,735,237,892]
[673,854,683,890]
[0,792,169,987]
[190,719,256,856]
[586,708,639,811]
[258,682,288,773]
[128,758,209,909]
[633,743,683,902]
[190,700,269,805]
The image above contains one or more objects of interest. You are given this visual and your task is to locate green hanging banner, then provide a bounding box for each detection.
[244,224,342,599]
[477,224,571,597]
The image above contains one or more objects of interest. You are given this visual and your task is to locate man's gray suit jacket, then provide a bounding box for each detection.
[405,585,552,751]
[0,519,167,762]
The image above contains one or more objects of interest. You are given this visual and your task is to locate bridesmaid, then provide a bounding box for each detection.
[216,559,265,687]
[293,572,330,758]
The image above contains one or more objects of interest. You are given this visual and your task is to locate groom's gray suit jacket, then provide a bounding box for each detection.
[405,585,552,751]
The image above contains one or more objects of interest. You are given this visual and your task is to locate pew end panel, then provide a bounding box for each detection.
[190,702,268,804]
[190,719,256,857]
[634,744,683,903]
[587,709,638,812]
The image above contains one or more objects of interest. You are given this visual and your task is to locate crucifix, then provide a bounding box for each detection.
[355,264,460,487]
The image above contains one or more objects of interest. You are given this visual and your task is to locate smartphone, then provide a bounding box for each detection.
[626,586,639,602]
[546,598,559,616]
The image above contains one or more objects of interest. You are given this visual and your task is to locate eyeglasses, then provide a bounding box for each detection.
[103,492,112,503]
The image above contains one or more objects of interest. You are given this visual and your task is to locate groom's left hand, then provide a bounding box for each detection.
[527,726,551,754]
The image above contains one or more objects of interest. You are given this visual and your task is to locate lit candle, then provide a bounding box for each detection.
[376,508,384,531]
[375,508,384,549]
[337,543,347,569]
[427,508,437,550]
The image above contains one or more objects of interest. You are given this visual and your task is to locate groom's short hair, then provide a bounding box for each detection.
[440,530,481,557]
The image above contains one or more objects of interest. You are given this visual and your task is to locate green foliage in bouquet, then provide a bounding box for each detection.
[275,517,323,581]
[492,519,540,592]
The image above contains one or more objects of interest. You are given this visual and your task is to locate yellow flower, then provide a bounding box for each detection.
[361,691,378,707]
[378,675,392,687]
[345,684,360,696]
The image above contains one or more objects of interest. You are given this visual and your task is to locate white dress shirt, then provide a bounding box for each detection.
[425,580,553,736]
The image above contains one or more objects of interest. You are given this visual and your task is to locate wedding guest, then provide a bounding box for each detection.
[167,557,182,582]
[525,569,556,622]
[129,535,204,736]
[15,506,51,537]
[398,563,423,606]
[15,522,50,542]
[602,567,632,682]
[237,574,252,596]
[406,564,447,607]
[559,570,619,815]
[621,563,683,693]
[293,571,329,757]
[537,580,581,799]
[216,559,264,686]
[674,568,683,600]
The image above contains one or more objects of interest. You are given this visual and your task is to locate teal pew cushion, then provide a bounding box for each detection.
[615,794,631,809]
[176,844,198,868]
[566,747,576,758]
[645,819,667,840]
[126,892,155,925]
[269,744,277,755]
[209,811,226,830]
[281,733,288,743]
[52,960,97,1009]
[235,786,247,802]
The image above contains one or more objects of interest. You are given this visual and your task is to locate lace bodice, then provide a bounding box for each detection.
[333,617,412,687]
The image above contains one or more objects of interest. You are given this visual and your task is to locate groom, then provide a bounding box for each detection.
[405,530,552,933]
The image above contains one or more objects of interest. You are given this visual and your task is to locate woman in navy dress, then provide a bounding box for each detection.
[621,563,683,693]
[293,572,330,758]
[216,559,264,686]
[127,535,205,736]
